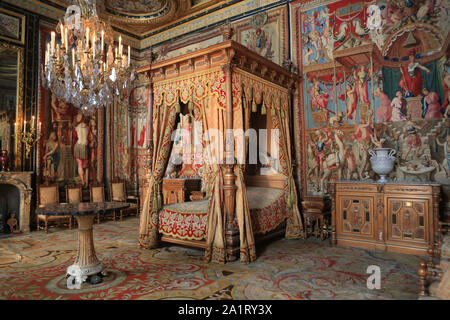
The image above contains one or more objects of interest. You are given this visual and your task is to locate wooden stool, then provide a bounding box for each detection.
[301,195,331,240]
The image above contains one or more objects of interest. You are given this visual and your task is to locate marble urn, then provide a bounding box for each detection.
[369,148,396,183]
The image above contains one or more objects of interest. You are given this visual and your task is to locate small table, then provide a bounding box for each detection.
[35,202,129,289]
[301,194,331,240]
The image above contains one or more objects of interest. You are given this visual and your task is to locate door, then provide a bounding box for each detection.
[337,196,375,240]
[386,197,428,245]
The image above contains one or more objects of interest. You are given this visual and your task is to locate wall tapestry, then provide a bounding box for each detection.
[233,6,288,66]
[294,0,450,211]
[113,72,151,193]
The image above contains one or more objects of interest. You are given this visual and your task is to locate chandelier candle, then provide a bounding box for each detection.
[101,30,104,52]
[41,0,135,116]
[51,31,55,55]
[64,27,68,49]
[93,33,96,56]
[60,24,64,48]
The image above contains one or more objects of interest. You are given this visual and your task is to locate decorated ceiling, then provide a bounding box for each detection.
[25,0,235,37]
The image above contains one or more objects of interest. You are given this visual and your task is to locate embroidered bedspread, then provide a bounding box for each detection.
[159,187,286,241]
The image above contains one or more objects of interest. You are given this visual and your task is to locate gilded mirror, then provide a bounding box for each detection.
[0,41,24,170]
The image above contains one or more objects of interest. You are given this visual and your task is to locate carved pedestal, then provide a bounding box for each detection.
[66,215,105,289]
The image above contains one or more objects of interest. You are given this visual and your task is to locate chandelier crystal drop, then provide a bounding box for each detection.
[41,0,135,116]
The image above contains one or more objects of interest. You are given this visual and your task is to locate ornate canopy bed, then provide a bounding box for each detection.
[137,40,303,264]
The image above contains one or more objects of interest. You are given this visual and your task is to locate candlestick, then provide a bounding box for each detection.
[72,48,75,67]
[93,33,96,56]
[39,121,41,132]
[23,121,26,134]
[119,36,122,55]
[65,27,68,50]
[86,27,90,49]
[32,116,35,130]
[47,43,50,63]
[128,45,130,66]
[60,24,64,48]
[56,44,60,63]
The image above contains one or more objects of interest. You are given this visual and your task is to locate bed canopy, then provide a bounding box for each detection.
[136,40,303,264]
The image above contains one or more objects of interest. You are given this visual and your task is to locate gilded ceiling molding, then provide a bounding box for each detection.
[141,0,281,48]
[3,0,65,20]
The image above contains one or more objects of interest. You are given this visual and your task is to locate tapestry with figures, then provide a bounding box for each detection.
[292,0,450,212]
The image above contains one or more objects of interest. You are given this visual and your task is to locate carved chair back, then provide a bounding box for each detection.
[90,183,105,203]
[37,183,59,206]
[110,179,126,202]
[65,185,83,204]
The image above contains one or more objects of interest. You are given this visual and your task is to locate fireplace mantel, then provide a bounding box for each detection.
[0,172,33,232]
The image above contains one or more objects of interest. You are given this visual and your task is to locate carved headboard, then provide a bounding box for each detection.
[245,173,286,190]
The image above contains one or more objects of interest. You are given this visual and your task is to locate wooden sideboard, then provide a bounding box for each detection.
[162,178,202,205]
[330,181,441,256]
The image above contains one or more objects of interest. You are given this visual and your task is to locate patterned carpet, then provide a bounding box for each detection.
[0,217,421,300]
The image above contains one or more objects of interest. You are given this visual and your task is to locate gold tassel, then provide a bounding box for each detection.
[271,107,276,116]
[252,98,257,113]
[175,91,180,113]
[188,92,194,112]
[261,99,267,115]
[287,193,293,209]
[151,193,158,212]
[157,193,162,210]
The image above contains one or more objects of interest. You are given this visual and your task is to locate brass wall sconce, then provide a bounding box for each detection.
[14,116,41,159]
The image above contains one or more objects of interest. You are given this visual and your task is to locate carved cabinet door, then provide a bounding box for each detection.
[337,196,375,240]
[385,197,428,246]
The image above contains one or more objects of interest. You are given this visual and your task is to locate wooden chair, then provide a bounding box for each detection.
[65,184,83,204]
[89,183,105,224]
[110,179,139,221]
[37,183,72,233]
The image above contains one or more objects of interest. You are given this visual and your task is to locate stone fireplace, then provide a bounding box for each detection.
[0,172,32,233]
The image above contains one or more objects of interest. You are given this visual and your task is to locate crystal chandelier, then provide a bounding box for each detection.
[41,0,135,116]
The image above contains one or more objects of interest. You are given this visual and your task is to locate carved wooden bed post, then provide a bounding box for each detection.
[222,59,239,262]
[147,70,153,162]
